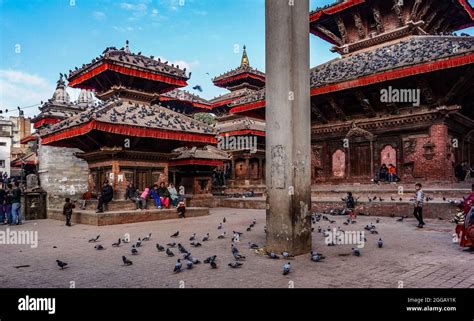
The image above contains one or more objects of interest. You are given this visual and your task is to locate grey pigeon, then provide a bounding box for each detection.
[166,248,175,257]
[267,252,280,259]
[204,255,217,264]
[88,235,100,243]
[174,259,182,273]
[189,233,196,241]
[112,239,121,247]
[156,244,165,252]
[186,260,193,269]
[352,248,361,257]
[202,233,210,242]
[171,231,180,238]
[131,245,138,255]
[94,245,105,250]
[228,261,243,268]
[377,238,383,248]
[56,260,68,270]
[248,242,259,249]
[122,256,132,266]
[283,262,291,275]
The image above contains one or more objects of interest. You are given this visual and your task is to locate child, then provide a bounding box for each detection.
[346,192,356,220]
[63,198,75,227]
[136,188,150,210]
[177,199,186,218]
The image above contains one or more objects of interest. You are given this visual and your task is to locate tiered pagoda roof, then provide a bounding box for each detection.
[210,46,265,113]
[39,98,217,151]
[171,145,230,167]
[309,0,474,54]
[159,89,212,114]
[217,116,265,137]
[229,34,474,121]
[67,41,189,102]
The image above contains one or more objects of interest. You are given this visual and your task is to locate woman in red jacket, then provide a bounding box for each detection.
[457,184,474,249]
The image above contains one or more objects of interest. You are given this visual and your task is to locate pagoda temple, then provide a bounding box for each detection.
[210,47,267,188]
[209,46,265,116]
[228,0,474,184]
[38,42,219,202]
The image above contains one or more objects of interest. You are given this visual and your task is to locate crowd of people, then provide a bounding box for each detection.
[0,181,23,226]
[124,182,184,216]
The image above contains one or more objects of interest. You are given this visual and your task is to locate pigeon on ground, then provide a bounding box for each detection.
[231,243,239,254]
[156,244,165,252]
[191,257,201,264]
[178,244,189,254]
[233,253,246,261]
[112,239,121,247]
[142,233,152,241]
[210,261,218,269]
[202,233,210,242]
[166,242,177,248]
[370,230,379,235]
[56,260,68,270]
[166,248,175,257]
[186,260,194,269]
[246,226,252,232]
[310,251,324,262]
[131,245,138,255]
[171,231,180,238]
[283,262,291,275]
[378,238,383,248]
[248,242,259,249]
[376,218,380,223]
[281,252,294,259]
[352,248,361,257]
[189,233,196,241]
[317,226,322,233]
[204,255,217,264]
[397,217,405,222]
[136,239,142,248]
[223,217,226,223]
[88,235,100,243]
[218,232,226,239]
[190,241,202,247]
[183,252,192,260]
[174,259,182,273]
[122,256,133,266]
[228,261,243,268]
[94,245,105,250]
[267,252,280,259]
[218,223,223,230]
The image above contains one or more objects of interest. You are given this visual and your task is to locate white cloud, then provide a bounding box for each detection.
[151,8,159,16]
[112,26,135,32]
[156,57,200,71]
[0,70,54,117]
[92,11,106,21]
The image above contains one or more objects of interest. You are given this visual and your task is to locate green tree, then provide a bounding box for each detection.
[193,113,217,125]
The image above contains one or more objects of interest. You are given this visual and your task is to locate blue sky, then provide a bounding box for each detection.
[0,0,473,118]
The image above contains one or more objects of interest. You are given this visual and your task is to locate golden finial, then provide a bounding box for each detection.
[241,45,249,67]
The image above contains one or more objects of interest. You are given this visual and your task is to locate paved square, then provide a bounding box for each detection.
[1,208,473,288]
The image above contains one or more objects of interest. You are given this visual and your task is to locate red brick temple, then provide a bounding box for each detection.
[38,42,219,200]
[227,0,474,184]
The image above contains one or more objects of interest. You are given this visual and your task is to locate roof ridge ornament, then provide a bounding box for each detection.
[241,45,249,67]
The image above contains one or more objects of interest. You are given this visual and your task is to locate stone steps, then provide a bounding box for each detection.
[48,207,209,226]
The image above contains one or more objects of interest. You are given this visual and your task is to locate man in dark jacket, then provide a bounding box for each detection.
[0,182,5,224]
[96,180,114,213]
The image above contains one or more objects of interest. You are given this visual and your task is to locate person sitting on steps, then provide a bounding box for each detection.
[96,180,114,213]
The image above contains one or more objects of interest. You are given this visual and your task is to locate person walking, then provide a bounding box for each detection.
[11,181,22,225]
[63,198,75,227]
[0,183,5,224]
[5,183,13,225]
[413,183,425,228]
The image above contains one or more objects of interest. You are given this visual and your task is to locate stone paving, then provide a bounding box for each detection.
[0,208,473,288]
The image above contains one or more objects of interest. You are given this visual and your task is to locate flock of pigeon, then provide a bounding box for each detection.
[68,43,189,80]
[55,209,397,278]
[41,97,216,136]
[310,37,474,88]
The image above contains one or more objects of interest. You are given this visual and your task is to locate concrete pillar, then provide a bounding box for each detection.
[265,0,312,255]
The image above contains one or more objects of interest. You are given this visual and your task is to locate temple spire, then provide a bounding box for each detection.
[241,45,249,67]
[125,40,131,54]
